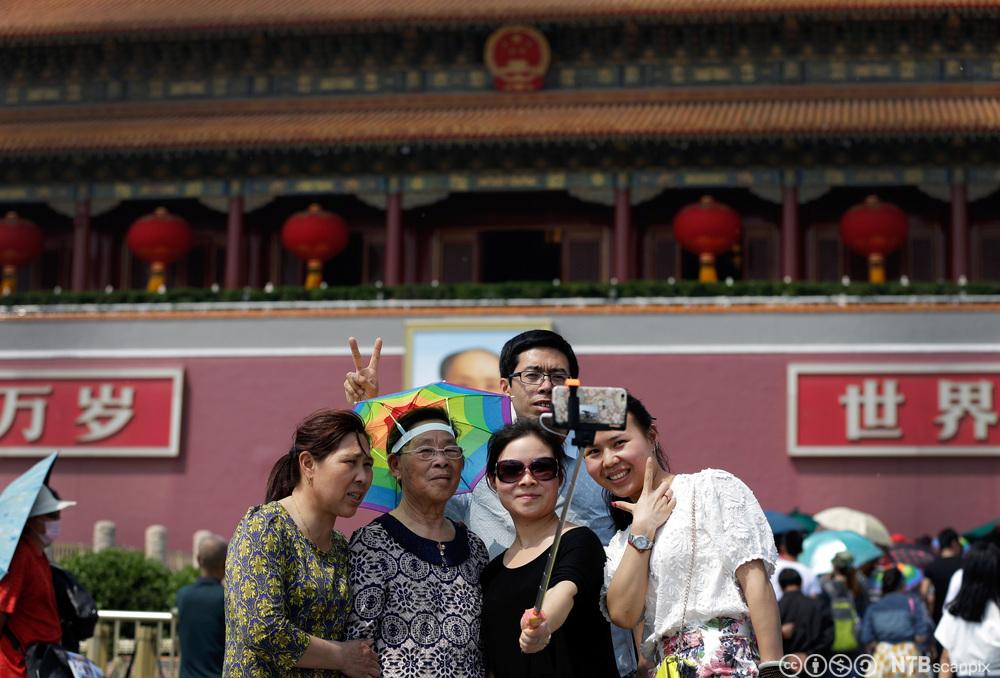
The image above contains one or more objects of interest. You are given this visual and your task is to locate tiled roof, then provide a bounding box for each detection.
[2,88,998,155]
[3,0,1000,39]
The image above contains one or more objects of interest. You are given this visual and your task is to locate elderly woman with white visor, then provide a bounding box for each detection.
[346,406,490,678]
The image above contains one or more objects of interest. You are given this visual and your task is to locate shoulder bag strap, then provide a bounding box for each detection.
[678,489,697,633]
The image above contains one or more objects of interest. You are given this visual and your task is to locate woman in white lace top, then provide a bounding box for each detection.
[582,394,782,678]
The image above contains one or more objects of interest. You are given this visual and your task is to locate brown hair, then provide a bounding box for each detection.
[265,409,369,502]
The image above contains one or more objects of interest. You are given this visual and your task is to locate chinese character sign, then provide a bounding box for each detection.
[789,364,1000,456]
[0,369,183,457]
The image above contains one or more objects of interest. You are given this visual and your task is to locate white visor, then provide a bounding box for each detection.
[390,422,456,455]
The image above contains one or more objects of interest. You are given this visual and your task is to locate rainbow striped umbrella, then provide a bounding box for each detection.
[872,562,925,592]
[354,382,512,512]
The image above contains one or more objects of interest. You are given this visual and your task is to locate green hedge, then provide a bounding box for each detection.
[60,548,193,612]
[3,279,999,307]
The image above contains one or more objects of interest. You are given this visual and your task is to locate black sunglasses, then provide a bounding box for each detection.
[495,457,560,484]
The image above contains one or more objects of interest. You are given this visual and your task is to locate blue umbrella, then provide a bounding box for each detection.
[799,529,883,575]
[765,510,805,535]
[0,452,57,580]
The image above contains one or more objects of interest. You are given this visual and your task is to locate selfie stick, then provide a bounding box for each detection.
[532,379,595,618]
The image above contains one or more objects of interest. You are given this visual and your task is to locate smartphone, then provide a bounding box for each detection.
[551,386,628,431]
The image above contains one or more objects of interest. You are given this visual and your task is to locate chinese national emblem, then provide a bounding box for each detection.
[484,25,551,92]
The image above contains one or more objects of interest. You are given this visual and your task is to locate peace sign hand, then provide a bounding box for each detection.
[344,337,382,405]
[612,458,675,540]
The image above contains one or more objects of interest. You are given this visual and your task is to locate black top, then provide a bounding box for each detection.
[778,590,834,655]
[481,526,618,678]
[924,555,963,623]
[177,577,225,678]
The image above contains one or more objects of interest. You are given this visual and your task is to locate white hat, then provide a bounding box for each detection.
[28,485,76,518]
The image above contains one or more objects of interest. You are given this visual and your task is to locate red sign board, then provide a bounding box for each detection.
[0,369,183,457]
[789,363,1000,456]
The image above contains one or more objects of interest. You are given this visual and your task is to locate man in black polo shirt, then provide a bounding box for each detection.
[176,535,227,678]
[921,527,964,625]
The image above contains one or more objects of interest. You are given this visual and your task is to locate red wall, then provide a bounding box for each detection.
[1,351,996,553]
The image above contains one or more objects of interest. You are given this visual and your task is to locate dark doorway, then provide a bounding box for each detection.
[481,230,560,282]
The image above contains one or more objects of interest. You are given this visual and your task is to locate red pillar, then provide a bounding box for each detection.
[950,182,968,281]
[781,185,800,280]
[71,199,91,291]
[613,187,632,281]
[225,195,244,289]
[385,190,402,286]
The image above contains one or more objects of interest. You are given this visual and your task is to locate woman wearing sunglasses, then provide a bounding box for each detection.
[346,406,489,677]
[481,419,618,678]
[583,395,782,678]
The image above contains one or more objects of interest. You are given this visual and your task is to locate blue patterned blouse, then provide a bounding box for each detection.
[223,501,350,678]
[347,513,488,678]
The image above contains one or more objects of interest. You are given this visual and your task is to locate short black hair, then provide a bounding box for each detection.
[778,568,802,589]
[784,531,805,558]
[938,528,960,551]
[498,329,579,380]
[486,419,566,483]
[881,567,904,595]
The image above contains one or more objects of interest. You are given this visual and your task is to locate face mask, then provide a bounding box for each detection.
[36,519,60,546]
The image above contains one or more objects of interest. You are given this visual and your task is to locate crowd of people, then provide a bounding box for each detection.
[773,526,1000,678]
[0,328,996,678]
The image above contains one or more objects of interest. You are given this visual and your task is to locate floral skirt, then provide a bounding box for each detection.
[655,615,759,678]
[871,641,928,678]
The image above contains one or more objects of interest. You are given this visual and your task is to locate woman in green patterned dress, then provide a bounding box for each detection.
[224,409,381,678]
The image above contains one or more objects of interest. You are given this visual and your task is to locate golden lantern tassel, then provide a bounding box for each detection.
[147,261,166,292]
[698,253,718,283]
[868,253,886,284]
[1,265,16,294]
[305,259,323,289]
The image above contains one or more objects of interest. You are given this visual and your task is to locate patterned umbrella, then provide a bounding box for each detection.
[0,452,57,580]
[872,562,924,592]
[800,530,884,575]
[889,544,935,569]
[354,382,512,512]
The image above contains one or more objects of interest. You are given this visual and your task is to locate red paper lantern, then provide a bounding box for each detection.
[281,204,349,288]
[672,196,742,282]
[126,207,193,291]
[840,196,908,283]
[0,211,44,294]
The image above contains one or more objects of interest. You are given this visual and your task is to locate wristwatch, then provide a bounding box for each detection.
[627,532,654,552]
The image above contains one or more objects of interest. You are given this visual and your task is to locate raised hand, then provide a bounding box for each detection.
[344,337,382,405]
[612,458,676,540]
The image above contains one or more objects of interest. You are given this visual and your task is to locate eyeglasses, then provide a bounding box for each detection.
[495,457,560,484]
[401,445,464,461]
[508,370,570,386]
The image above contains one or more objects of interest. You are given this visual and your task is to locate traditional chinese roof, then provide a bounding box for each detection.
[3,0,1000,39]
[1,85,998,155]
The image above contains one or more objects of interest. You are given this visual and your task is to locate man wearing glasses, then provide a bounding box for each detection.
[345,329,637,677]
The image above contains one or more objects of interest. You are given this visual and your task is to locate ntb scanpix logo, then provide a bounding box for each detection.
[779,654,990,678]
